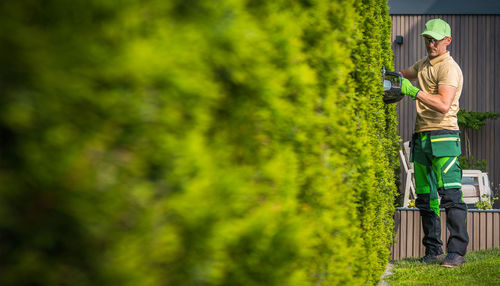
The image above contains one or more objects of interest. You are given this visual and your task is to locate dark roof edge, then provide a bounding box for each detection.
[390,13,500,15]
[388,0,500,15]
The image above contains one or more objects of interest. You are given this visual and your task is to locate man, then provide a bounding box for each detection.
[399,18,469,267]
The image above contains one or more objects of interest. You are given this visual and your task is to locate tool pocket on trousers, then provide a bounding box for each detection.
[441,157,462,190]
[430,134,461,157]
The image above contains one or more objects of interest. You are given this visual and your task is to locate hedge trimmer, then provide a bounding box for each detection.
[382,66,404,104]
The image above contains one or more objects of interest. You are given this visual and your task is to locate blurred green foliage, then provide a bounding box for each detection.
[457,109,500,130]
[0,0,398,285]
[457,109,499,170]
[459,156,487,172]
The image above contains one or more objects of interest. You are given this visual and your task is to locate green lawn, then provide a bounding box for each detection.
[385,248,500,286]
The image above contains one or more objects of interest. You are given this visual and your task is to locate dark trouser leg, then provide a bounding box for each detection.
[439,188,469,256]
[416,194,443,255]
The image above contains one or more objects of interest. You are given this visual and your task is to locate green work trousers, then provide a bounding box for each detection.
[410,130,469,256]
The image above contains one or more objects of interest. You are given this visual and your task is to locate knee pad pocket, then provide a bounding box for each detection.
[438,188,465,208]
[440,157,462,190]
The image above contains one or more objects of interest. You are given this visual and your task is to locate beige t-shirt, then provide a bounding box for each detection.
[409,51,463,132]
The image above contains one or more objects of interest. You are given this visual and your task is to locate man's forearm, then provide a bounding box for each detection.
[400,75,456,114]
[400,68,417,81]
[415,90,453,114]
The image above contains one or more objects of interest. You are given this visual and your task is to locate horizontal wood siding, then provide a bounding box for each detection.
[390,15,500,207]
[392,208,500,260]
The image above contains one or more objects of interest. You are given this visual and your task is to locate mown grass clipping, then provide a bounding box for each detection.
[0,0,399,285]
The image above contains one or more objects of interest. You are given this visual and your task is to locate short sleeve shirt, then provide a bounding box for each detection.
[409,51,463,132]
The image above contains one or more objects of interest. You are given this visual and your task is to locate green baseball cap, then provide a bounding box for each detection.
[421,19,451,40]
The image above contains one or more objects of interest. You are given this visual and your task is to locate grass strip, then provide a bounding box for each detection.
[385,248,500,286]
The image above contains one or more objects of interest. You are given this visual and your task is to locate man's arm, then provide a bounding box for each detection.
[415,84,457,114]
[400,68,417,81]
[400,79,456,114]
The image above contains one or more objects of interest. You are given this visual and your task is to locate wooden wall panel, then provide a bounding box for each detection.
[391,209,500,260]
[391,15,500,207]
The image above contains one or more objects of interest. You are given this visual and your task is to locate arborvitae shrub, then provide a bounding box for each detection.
[0,0,398,285]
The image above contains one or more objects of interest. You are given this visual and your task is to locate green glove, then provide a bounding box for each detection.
[401,78,420,99]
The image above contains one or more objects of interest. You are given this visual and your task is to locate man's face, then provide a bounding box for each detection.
[424,36,451,58]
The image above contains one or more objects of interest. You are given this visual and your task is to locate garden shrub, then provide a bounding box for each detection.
[0,0,398,285]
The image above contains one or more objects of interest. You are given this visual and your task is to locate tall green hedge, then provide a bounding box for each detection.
[0,0,398,285]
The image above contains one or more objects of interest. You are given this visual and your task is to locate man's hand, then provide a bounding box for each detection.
[401,78,420,99]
